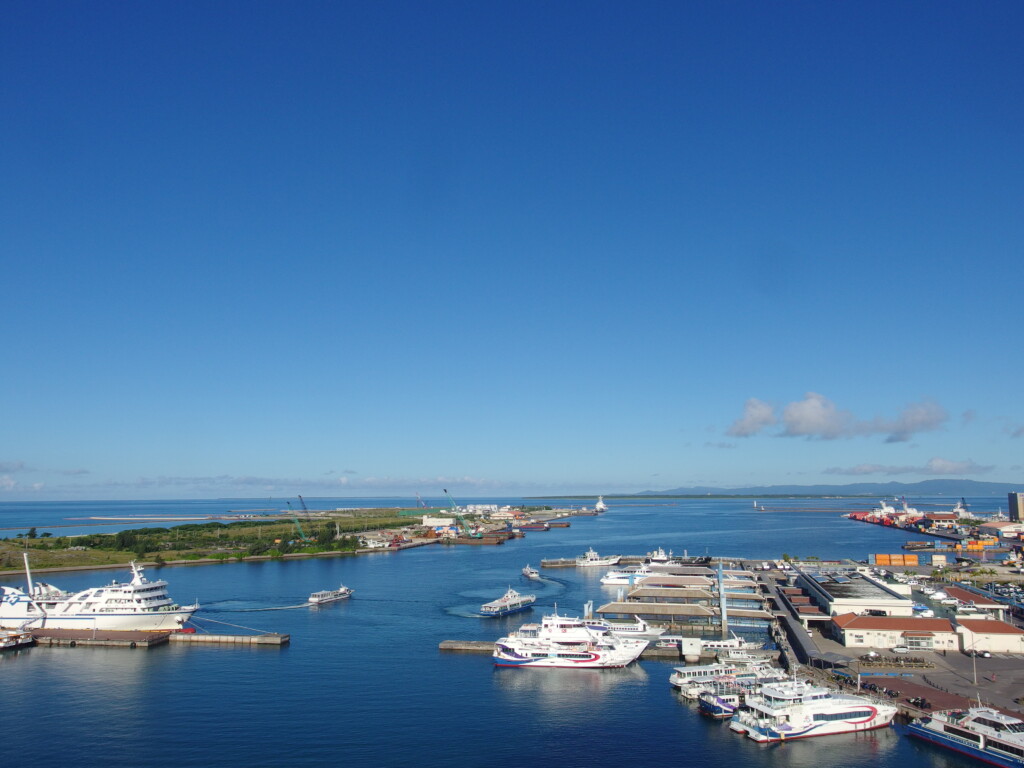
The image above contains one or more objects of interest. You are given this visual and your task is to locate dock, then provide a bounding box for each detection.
[29,629,289,648]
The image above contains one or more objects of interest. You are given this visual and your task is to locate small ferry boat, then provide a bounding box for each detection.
[0,555,197,631]
[480,587,536,617]
[1,629,34,651]
[700,633,764,652]
[698,685,746,718]
[728,678,897,742]
[907,706,1024,767]
[575,548,621,567]
[594,496,608,513]
[493,611,647,668]
[521,565,541,580]
[308,585,354,605]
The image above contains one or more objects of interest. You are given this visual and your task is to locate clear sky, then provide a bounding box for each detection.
[2,1,1022,501]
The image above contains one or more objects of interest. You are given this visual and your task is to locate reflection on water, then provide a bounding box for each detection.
[493,663,649,705]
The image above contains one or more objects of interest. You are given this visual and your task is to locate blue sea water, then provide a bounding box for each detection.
[0,497,993,768]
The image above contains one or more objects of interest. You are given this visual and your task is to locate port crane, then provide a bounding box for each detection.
[443,489,481,538]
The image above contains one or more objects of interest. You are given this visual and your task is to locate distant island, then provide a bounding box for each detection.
[637,479,1020,497]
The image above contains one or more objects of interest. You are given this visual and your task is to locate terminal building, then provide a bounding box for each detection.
[774,562,916,632]
[594,564,775,638]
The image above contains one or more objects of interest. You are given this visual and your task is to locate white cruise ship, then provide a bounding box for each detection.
[729,678,897,742]
[493,611,647,668]
[0,556,198,632]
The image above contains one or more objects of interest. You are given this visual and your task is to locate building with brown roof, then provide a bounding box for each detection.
[830,613,958,651]
[956,618,1024,654]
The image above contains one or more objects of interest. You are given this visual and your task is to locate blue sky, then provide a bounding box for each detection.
[2,1,1022,500]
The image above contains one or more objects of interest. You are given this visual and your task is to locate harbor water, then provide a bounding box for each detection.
[0,497,994,767]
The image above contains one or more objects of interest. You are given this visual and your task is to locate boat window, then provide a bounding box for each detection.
[814,710,873,722]
[989,742,1024,758]
[943,725,982,743]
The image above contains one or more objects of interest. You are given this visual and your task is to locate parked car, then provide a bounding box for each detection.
[891,646,910,654]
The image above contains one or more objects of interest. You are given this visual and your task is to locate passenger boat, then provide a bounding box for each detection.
[0,555,198,631]
[308,585,354,605]
[728,678,897,742]
[906,706,1024,767]
[669,661,781,698]
[698,685,746,718]
[700,633,764,652]
[583,615,666,639]
[0,629,34,650]
[575,548,620,567]
[599,564,654,585]
[493,611,647,668]
[594,496,608,513]
[481,587,536,617]
[521,565,541,580]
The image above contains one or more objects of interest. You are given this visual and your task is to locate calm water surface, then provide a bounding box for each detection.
[0,497,991,767]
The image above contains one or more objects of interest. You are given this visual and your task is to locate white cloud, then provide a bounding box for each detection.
[729,393,949,442]
[825,457,994,476]
[782,392,853,439]
[0,475,15,490]
[726,398,776,437]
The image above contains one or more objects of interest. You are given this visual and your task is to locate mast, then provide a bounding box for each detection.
[23,552,34,595]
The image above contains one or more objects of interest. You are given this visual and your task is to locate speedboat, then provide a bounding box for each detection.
[583,615,666,639]
[309,585,354,604]
[493,611,647,668]
[480,587,536,617]
[0,555,197,631]
[575,548,621,567]
[907,706,1024,767]
[729,678,897,742]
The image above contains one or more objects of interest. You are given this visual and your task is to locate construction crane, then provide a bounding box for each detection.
[285,500,312,542]
[443,489,481,538]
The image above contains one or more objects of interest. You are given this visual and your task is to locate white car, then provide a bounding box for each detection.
[891,646,910,654]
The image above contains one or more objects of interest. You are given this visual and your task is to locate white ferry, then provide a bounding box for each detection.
[480,587,536,617]
[669,661,781,698]
[583,615,666,639]
[575,548,621,567]
[308,585,354,605]
[594,496,608,513]
[728,678,897,742]
[521,565,541,580]
[907,707,1024,767]
[600,564,654,585]
[493,611,647,668]
[0,555,197,631]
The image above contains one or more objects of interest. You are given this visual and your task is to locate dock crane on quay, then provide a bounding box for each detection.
[443,489,482,539]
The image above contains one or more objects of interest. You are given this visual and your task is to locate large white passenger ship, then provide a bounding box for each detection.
[728,678,897,742]
[493,611,647,668]
[0,555,198,631]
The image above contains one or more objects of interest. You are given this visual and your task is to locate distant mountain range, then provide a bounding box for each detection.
[639,479,1021,497]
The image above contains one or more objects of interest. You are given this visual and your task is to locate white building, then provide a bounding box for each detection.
[957,619,1024,655]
